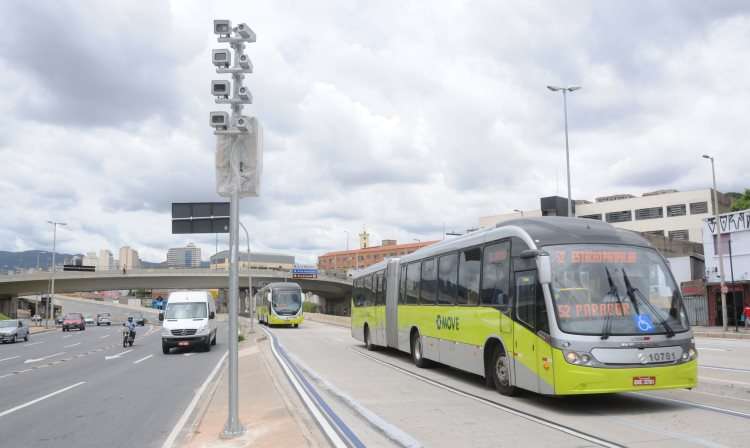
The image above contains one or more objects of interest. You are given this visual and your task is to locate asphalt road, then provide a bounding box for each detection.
[268,321,750,448]
[0,298,227,448]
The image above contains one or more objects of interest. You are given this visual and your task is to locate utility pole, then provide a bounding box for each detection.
[703,154,728,331]
[547,85,581,217]
[47,221,66,327]
[211,19,261,439]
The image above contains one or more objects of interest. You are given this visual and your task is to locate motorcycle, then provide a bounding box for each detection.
[122,324,135,347]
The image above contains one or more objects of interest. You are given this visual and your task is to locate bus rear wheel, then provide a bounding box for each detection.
[410,331,430,368]
[491,345,517,396]
[364,325,374,351]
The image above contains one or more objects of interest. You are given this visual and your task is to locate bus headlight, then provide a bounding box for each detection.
[681,347,697,362]
[564,351,593,365]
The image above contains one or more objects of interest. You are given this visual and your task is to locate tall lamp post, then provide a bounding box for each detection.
[547,85,581,217]
[46,221,66,328]
[344,230,349,251]
[703,154,728,331]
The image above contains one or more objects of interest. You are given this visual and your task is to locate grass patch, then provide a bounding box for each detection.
[238,334,246,342]
[0,312,10,320]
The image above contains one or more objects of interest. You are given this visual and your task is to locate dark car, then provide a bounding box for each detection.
[132,313,146,326]
[62,313,85,331]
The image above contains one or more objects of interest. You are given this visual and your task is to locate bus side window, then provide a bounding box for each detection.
[481,241,510,308]
[438,253,458,305]
[420,258,437,305]
[399,266,407,304]
[536,283,549,333]
[406,262,421,305]
[515,271,536,328]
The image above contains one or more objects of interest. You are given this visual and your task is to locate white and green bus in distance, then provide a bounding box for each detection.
[256,282,304,327]
[351,217,697,396]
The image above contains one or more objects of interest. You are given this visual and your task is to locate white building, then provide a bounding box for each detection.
[167,243,202,268]
[480,189,730,244]
[98,249,114,271]
[82,251,98,269]
[119,246,141,270]
[702,208,750,326]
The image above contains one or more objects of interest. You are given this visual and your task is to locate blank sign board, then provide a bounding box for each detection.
[171,202,230,234]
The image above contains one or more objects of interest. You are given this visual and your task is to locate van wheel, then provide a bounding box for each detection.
[364,325,374,351]
[211,333,217,346]
[491,345,517,396]
[410,331,430,368]
[162,342,170,354]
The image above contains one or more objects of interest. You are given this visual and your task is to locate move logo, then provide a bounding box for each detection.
[436,314,460,331]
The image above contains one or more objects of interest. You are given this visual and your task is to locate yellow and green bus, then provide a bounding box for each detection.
[256,282,304,327]
[351,217,697,396]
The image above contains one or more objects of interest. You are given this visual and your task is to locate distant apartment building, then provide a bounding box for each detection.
[119,246,141,270]
[98,249,114,271]
[82,251,98,269]
[479,189,731,244]
[209,251,295,270]
[167,243,202,268]
[318,239,438,273]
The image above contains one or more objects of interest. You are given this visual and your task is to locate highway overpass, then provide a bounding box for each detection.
[0,268,352,315]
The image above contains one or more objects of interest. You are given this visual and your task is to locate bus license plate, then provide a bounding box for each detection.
[633,376,656,386]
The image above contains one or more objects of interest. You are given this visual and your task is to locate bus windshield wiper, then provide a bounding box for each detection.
[600,266,623,340]
[622,269,675,338]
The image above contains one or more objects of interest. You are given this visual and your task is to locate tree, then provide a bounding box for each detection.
[731,189,750,211]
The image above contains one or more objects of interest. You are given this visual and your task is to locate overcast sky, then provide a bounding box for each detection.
[1,0,749,264]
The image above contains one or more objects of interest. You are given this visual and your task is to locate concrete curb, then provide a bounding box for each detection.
[304,313,350,328]
[693,330,750,340]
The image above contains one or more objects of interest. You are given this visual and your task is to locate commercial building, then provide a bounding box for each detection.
[98,249,114,271]
[318,240,438,273]
[82,251,98,269]
[167,243,202,268]
[119,246,141,270]
[480,189,731,244]
[209,251,295,271]
[703,208,750,326]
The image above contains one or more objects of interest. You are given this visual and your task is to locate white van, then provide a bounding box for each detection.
[160,290,217,354]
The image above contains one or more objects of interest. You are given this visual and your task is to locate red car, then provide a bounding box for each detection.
[62,313,86,331]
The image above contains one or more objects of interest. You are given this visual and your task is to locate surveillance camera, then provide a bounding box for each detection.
[211,80,231,97]
[212,49,230,68]
[214,19,232,36]
[239,54,252,70]
[236,23,256,41]
[209,111,229,129]
[238,86,252,102]
[233,115,251,131]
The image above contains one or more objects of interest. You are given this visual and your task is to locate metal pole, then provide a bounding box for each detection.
[240,221,253,333]
[345,230,349,251]
[709,157,728,331]
[729,237,737,332]
[563,89,572,217]
[48,226,56,328]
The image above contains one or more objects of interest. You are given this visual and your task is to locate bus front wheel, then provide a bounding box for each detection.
[410,331,430,368]
[491,346,517,396]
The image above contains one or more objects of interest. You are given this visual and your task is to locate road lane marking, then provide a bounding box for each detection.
[699,376,750,387]
[161,351,228,448]
[105,349,133,360]
[184,353,194,357]
[697,347,728,351]
[700,364,750,373]
[25,352,66,364]
[0,373,13,379]
[25,341,44,347]
[63,342,81,348]
[133,354,153,364]
[0,356,20,363]
[0,381,86,418]
[63,335,72,339]
[100,334,111,339]
[16,369,32,373]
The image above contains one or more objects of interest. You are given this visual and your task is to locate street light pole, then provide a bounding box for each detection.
[239,222,253,333]
[703,154,728,331]
[344,230,349,251]
[547,85,581,217]
[47,221,66,328]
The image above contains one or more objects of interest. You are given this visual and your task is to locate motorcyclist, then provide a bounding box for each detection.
[124,316,136,341]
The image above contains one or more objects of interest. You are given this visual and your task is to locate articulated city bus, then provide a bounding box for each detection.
[256,282,304,327]
[351,217,697,395]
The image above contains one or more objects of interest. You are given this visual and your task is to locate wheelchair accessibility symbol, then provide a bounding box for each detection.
[633,314,654,332]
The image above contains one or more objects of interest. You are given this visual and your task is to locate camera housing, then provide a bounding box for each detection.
[239,54,252,70]
[209,111,229,129]
[233,115,251,131]
[238,86,252,102]
[214,20,232,36]
[236,23,256,41]
[212,49,230,68]
[211,80,231,97]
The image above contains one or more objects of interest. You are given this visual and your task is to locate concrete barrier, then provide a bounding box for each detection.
[304,313,350,328]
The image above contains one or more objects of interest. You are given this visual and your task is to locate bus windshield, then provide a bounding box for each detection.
[545,244,689,336]
[274,290,302,315]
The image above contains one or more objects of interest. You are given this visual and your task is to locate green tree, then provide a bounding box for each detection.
[731,189,750,211]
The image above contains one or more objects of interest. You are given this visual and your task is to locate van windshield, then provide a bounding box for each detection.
[166,302,207,319]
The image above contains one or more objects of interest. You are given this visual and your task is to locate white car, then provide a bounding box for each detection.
[84,315,95,325]
[0,319,30,343]
[160,291,217,354]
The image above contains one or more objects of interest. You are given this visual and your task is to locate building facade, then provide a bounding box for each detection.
[318,240,438,273]
[98,249,114,271]
[209,251,295,271]
[82,251,99,269]
[703,208,750,326]
[119,246,141,270]
[480,189,731,244]
[167,243,202,268]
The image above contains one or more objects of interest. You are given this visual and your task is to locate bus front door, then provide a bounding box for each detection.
[513,270,540,393]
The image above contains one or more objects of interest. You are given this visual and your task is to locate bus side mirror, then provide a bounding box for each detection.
[158,312,164,322]
[209,311,215,320]
[537,253,552,285]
